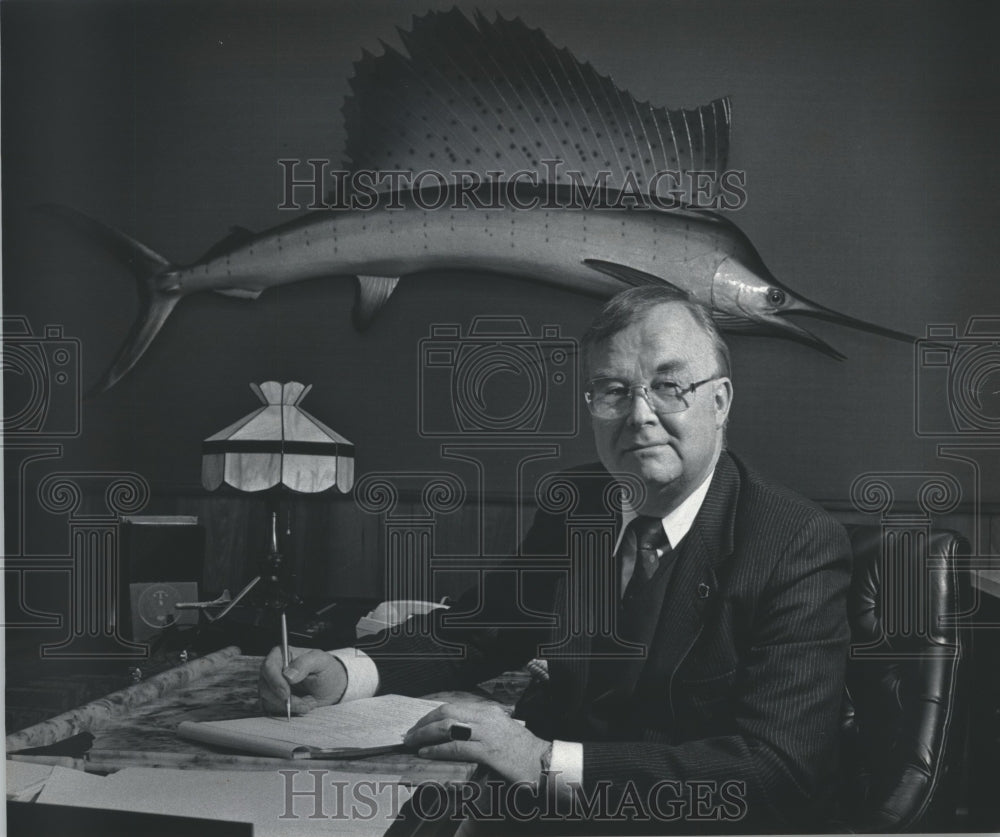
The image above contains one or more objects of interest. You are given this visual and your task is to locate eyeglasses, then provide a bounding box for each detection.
[584,376,721,419]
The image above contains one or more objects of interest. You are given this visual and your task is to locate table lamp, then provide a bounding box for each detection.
[198,381,355,616]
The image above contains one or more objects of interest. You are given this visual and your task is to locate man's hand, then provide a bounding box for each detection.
[404,703,550,785]
[259,646,347,715]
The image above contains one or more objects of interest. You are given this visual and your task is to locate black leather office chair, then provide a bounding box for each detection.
[836,524,970,832]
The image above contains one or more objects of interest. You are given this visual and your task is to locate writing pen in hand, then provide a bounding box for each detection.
[281,612,291,721]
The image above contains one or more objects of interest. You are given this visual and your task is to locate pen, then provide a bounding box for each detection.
[281,611,291,721]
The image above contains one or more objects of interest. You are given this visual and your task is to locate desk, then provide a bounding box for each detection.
[6,646,476,785]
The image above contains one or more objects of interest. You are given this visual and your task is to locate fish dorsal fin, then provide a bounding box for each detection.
[199,226,256,262]
[583,258,687,294]
[353,275,401,330]
[342,9,731,207]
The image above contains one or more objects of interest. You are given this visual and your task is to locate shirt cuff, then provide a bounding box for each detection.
[549,739,583,800]
[327,648,379,702]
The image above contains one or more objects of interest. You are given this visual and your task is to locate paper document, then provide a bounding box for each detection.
[356,599,449,638]
[178,694,443,759]
[6,760,56,800]
[26,765,105,801]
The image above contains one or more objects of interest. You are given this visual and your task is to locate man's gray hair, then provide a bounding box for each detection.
[581,286,733,380]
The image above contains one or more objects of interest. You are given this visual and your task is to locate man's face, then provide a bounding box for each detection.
[587,303,733,516]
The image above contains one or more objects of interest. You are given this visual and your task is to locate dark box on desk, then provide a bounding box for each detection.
[8,802,252,837]
[117,515,205,642]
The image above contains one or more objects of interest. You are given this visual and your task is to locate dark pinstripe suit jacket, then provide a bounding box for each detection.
[367,451,852,832]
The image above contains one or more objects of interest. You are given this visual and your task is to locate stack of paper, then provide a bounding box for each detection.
[6,760,56,801]
[178,694,443,759]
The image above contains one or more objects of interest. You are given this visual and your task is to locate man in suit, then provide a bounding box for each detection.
[260,286,851,832]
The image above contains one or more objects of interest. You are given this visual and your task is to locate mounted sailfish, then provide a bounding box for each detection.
[40,8,913,394]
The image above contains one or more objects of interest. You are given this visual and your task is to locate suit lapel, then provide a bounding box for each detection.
[552,456,742,723]
[638,453,741,704]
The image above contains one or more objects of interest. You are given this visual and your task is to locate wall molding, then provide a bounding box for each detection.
[141,482,1000,518]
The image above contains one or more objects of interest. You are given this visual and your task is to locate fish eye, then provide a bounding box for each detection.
[767,288,786,306]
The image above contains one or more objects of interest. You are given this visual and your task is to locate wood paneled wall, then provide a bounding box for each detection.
[132,491,999,604]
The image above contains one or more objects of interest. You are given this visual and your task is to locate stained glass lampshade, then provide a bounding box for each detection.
[201,381,354,494]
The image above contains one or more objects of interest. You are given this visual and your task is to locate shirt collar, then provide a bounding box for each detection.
[615,468,716,553]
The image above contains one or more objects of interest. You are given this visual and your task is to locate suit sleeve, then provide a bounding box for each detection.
[356,509,564,697]
[579,512,851,828]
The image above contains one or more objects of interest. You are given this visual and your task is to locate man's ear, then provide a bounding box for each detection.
[713,378,733,427]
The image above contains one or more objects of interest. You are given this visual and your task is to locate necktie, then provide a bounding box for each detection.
[621,515,669,603]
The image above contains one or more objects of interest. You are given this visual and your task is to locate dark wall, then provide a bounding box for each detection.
[4,0,998,514]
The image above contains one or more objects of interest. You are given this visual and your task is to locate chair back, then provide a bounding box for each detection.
[837,523,969,831]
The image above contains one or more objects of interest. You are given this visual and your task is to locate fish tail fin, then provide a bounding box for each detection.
[33,203,182,395]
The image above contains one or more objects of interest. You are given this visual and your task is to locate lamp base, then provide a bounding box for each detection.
[190,597,379,655]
